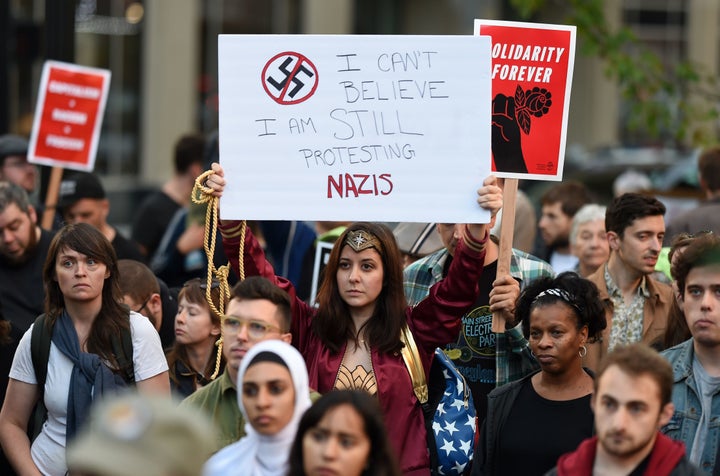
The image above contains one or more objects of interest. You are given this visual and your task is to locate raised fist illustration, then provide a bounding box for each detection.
[492,93,528,174]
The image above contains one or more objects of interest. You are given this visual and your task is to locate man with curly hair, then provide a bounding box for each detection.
[661,232,720,473]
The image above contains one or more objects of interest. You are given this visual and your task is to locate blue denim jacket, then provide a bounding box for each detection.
[662,339,720,474]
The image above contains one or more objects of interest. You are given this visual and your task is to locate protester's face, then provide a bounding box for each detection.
[681,264,720,347]
[609,215,664,276]
[571,219,609,275]
[122,293,162,331]
[528,302,587,375]
[0,202,38,263]
[593,365,673,461]
[302,404,372,476]
[336,246,384,319]
[222,298,290,373]
[63,198,108,230]
[241,361,295,436]
[54,247,108,305]
[436,223,463,256]
[174,296,219,347]
[539,202,572,248]
[0,155,37,193]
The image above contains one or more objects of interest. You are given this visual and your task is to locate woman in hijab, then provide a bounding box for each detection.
[203,339,311,476]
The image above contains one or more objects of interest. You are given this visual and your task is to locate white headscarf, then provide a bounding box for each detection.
[203,340,311,476]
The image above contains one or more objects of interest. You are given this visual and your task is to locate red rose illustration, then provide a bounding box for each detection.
[513,85,553,134]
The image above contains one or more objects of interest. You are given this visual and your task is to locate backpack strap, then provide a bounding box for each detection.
[29,314,50,441]
[111,322,135,384]
[30,314,50,391]
[399,325,428,405]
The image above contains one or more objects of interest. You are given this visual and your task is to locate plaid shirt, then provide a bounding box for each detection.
[403,246,554,386]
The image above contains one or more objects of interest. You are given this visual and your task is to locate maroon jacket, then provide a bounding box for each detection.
[551,433,699,476]
[221,221,486,475]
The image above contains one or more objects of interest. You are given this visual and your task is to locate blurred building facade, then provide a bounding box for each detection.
[1,0,718,203]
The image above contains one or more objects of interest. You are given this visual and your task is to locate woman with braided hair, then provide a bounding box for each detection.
[205,162,506,475]
[473,271,607,476]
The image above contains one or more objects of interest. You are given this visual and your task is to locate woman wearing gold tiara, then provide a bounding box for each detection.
[206,163,502,476]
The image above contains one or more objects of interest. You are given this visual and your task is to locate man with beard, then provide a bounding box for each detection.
[585,193,672,371]
[661,232,720,473]
[0,182,54,332]
[536,181,594,273]
[547,344,701,476]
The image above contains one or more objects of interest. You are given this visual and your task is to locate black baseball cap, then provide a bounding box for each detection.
[58,172,106,208]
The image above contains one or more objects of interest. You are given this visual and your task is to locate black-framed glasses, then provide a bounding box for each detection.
[222,315,283,340]
[133,295,151,315]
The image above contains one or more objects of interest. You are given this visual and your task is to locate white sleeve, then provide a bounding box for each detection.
[8,326,37,384]
[129,312,169,381]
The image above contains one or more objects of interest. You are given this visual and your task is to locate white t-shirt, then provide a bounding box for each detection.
[9,312,169,476]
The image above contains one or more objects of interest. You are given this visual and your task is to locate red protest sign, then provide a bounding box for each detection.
[475,20,576,181]
[28,61,111,171]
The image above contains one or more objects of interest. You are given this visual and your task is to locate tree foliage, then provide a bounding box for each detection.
[510,0,719,146]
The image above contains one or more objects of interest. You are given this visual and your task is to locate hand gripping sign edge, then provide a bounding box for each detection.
[261,51,319,105]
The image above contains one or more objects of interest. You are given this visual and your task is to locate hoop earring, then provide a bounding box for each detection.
[579,345,587,358]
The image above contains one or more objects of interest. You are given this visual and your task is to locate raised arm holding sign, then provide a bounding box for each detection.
[205,161,500,475]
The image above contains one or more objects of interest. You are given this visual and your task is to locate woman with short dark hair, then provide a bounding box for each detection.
[474,272,607,476]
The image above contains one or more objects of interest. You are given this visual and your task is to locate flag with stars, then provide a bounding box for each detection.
[429,348,477,475]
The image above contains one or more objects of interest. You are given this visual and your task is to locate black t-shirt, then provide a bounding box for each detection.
[131,191,180,259]
[0,228,53,332]
[496,378,594,476]
[112,228,146,263]
[443,257,498,423]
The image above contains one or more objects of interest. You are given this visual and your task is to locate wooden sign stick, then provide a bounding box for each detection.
[41,167,63,230]
[491,178,518,332]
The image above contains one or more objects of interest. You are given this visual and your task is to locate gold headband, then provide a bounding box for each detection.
[344,230,383,253]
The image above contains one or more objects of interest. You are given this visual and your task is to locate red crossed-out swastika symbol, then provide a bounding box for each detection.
[261,51,319,105]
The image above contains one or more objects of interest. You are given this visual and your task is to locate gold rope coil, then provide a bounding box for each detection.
[191,169,246,379]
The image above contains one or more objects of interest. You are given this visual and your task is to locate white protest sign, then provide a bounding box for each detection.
[218,35,493,223]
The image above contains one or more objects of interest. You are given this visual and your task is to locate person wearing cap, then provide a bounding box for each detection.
[0,181,54,332]
[66,392,216,476]
[403,216,554,425]
[393,222,444,268]
[0,134,37,194]
[58,171,145,262]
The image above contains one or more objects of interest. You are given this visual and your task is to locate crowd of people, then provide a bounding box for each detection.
[0,130,718,476]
